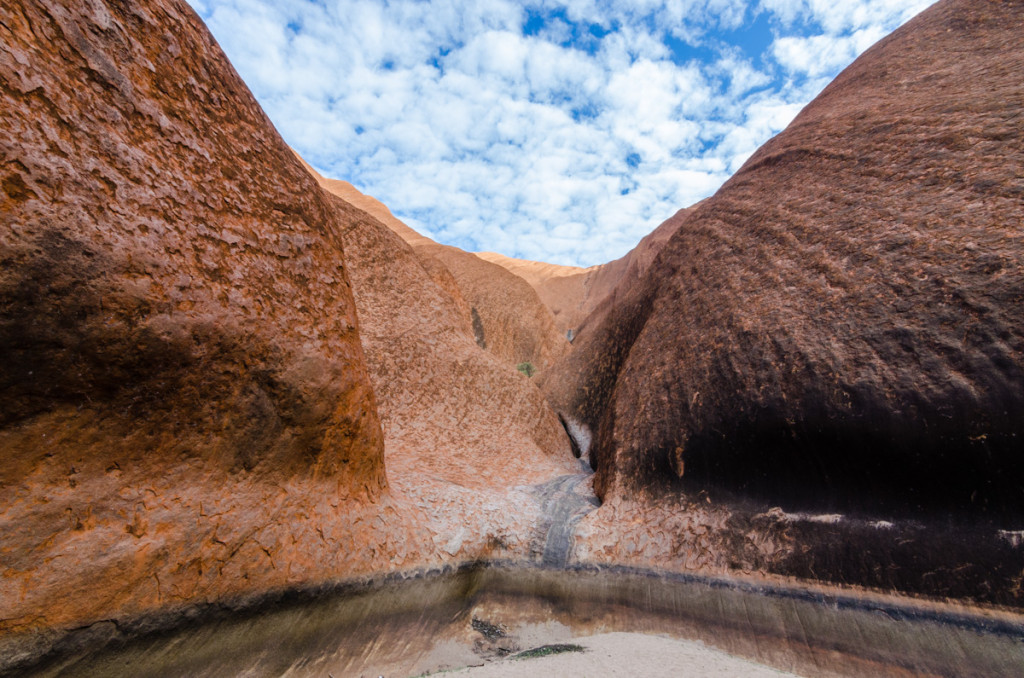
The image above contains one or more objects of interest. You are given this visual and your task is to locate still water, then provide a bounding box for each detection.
[19,563,1024,677]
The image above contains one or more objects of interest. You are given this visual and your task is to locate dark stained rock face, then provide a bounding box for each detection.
[426,244,570,372]
[545,0,1024,522]
[0,0,386,645]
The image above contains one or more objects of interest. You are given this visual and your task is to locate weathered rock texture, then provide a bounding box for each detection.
[428,244,570,371]
[292,161,476,332]
[319,176,570,371]
[0,1,586,665]
[474,253,594,339]
[479,205,693,338]
[300,164,577,492]
[545,0,1024,522]
[0,0,407,653]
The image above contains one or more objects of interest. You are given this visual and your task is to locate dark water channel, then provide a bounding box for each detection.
[15,563,1024,677]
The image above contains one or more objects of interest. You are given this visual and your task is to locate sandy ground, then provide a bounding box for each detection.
[428,632,799,677]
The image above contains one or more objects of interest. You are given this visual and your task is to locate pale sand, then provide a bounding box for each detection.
[429,632,799,677]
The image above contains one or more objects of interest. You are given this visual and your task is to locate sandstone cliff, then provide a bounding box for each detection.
[545,0,1024,516]
[5,0,1024,669]
[479,205,693,338]
[0,2,583,667]
[311,175,571,372]
[0,0,401,655]
[296,165,476,332]
[539,0,1024,607]
[298,165,577,492]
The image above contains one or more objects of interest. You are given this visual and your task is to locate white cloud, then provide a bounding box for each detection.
[771,25,893,78]
[758,0,931,31]
[187,0,936,266]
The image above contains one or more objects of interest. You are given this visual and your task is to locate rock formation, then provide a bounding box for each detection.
[4,0,1024,670]
[312,171,570,372]
[479,205,694,339]
[0,3,583,663]
[427,244,570,372]
[544,0,1024,517]
[537,0,1024,607]
[0,0,400,657]
[294,163,476,332]
[299,164,577,492]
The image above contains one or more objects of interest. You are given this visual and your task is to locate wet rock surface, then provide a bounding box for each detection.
[470,617,519,659]
[530,473,600,568]
[10,565,1024,677]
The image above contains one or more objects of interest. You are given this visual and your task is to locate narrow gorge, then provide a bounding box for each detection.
[2,0,1022,676]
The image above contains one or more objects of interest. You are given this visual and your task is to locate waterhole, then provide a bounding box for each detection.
[13,563,1024,677]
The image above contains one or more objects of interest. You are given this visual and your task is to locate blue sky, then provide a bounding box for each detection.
[186,0,933,267]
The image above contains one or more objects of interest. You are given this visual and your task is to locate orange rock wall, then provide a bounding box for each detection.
[479,205,693,339]
[303,170,577,489]
[310,173,571,372]
[0,0,389,642]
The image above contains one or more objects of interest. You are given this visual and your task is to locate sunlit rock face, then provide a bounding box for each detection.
[545,0,1024,519]
[310,171,571,374]
[0,0,388,645]
[480,205,695,341]
[301,163,577,490]
[4,2,1024,673]
[425,243,571,373]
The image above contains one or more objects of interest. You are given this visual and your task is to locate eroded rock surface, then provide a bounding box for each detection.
[0,0,401,654]
[428,245,570,372]
[300,162,579,560]
[324,194,576,486]
[311,171,570,372]
[479,205,693,339]
[531,473,599,568]
[547,0,1024,512]
[5,0,1024,671]
[544,0,1024,603]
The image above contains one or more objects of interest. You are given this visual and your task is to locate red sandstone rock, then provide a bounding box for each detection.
[300,164,578,491]
[6,0,1024,667]
[0,0,397,646]
[294,164,478,333]
[312,173,571,372]
[428,244,570,371]
[0,2,581,662]
[479,205,694,339]
[544,0,1024,519]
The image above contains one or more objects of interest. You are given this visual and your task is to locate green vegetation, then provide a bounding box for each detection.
[516,362,535,377]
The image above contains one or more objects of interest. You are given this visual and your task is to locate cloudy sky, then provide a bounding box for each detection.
[187,0,933,267]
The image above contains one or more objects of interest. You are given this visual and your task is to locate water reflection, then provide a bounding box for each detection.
[21,563,1024,677]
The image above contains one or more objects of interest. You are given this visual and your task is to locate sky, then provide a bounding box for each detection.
[186,0,934,267]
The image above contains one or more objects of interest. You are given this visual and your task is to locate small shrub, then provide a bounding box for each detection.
[516,362,535,377]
